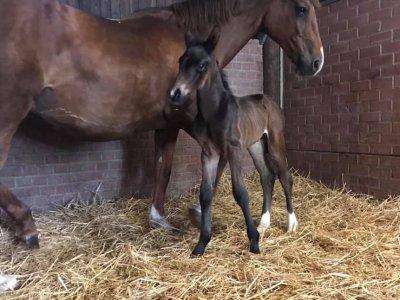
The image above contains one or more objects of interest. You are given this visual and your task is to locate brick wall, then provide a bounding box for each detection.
[284,0,400,198]
[0,0,263,211]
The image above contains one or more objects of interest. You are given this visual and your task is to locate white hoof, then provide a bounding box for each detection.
[287,213,298,233]
[257,211,271,233]
[149,206,174,231]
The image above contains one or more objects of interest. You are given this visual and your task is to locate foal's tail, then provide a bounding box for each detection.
[262,98,288,170]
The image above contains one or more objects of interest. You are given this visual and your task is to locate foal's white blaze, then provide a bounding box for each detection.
[257,211,271,232]
[150,205,174,231]
[287,212,298,233]
[314,46,325,76]
[158,156,163,164]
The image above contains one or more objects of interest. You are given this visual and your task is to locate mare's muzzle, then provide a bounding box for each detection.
[296,47,324,76]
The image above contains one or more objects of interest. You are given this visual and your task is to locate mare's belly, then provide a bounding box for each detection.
[31,87,168,141]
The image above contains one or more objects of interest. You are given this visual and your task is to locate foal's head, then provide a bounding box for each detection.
[169,29,220,108]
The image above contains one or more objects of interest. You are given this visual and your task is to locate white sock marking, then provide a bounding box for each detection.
[150,205,162,220]
[257,211,271,232]
[287,212,298,233]
[0,275,19,292]
[150,205,174,231]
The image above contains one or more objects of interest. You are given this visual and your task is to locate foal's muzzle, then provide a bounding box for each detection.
[169,85,191,109]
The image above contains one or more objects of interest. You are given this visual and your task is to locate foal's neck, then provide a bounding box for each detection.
[198,66,230,122]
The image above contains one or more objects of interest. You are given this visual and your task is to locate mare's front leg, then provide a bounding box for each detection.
[149,128,179,231]
[0,97,39,248]
[228,147,260,254]
[192,150,220,256]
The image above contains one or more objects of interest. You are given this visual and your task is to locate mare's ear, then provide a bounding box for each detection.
[204,26,221,53]
[184,32,196,47]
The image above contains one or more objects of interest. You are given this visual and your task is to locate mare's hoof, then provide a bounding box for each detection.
[188,206,201,229]
[149,218,175,232]
[22,234,40,249]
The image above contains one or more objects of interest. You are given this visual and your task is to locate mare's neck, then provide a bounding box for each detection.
[173,0,267,67]
[198,67,229,122]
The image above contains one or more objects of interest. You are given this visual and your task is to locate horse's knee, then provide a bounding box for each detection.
[232,186,249,207]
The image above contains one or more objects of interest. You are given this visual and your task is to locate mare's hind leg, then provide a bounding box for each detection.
[248,138,276,232]
[150,128,179,231]
[0,107,39,248]
[188,156,227,229]
[228,147,260,254]
[266,132,298,233]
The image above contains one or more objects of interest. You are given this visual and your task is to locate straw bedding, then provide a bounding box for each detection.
[0,173,399,299]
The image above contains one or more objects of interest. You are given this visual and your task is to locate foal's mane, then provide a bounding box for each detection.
[220,70,235,101]
[171,0,242,33]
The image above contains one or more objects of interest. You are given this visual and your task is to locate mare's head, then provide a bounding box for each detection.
[169,29,220,108]
[261,0,324,76]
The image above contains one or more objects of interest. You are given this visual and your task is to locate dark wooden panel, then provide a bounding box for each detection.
[101,0,112,17]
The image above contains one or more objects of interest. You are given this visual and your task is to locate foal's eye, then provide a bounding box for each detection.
[198,63,206,72]
[296,5,308,16]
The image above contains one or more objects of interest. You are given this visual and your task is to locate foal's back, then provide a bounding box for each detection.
[235,94,284,148]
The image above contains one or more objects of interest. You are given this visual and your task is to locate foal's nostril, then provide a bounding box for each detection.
[170,88,182,104]
[313,59,321,72]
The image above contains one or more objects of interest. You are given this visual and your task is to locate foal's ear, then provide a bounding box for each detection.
[205,26,221,53]
[184,32,196,47]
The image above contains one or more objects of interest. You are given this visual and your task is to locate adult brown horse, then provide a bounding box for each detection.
[0,0,323,248]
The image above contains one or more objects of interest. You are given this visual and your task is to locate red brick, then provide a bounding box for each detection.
[369,7,393,23]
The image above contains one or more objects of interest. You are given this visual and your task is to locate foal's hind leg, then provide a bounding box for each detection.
[248,139,276,232]
[0,108,39,248]
[266,133,298,233]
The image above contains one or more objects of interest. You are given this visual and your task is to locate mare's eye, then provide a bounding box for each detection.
[296,5,308,16]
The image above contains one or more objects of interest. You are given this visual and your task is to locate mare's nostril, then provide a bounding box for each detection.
[313,59,321,72]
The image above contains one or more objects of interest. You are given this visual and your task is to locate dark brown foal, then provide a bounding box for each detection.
[169,29,297,255]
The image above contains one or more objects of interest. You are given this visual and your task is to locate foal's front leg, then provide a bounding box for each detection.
[188,156,227,229]
[228,147,260,254]
[192,150,220,256]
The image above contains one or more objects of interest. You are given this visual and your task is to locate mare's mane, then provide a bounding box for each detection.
[171,0,242,33]
[172,0,320,33]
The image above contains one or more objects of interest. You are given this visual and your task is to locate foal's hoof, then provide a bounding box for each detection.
[188,205,201,229]
[257,223,270,233]
[20,234,40,249]
[250,244,260,254]
[191,248,205,257]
